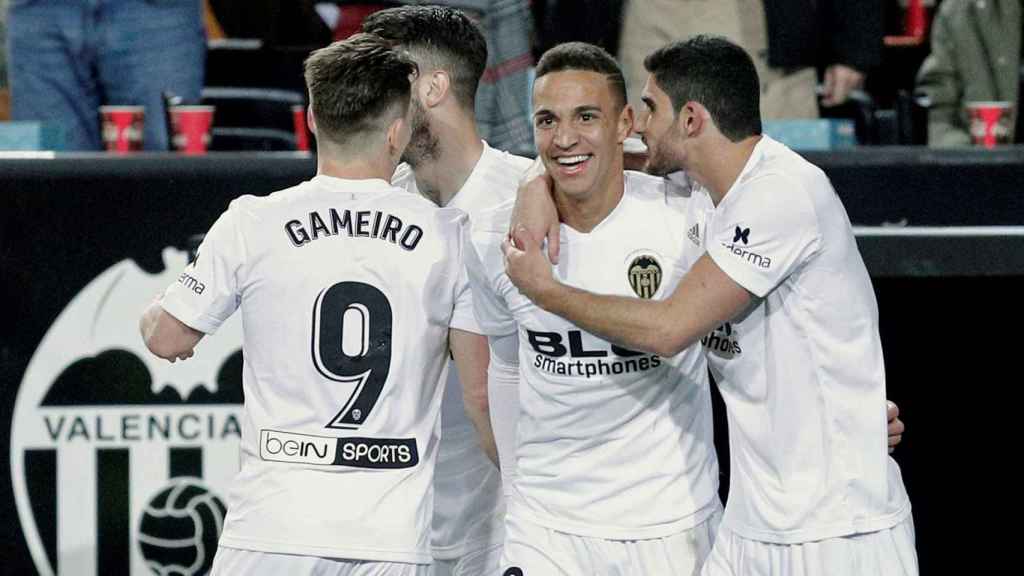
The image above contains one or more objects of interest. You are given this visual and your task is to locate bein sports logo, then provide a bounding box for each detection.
[11,248,243,576]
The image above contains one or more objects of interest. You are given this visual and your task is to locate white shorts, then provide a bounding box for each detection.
[500,507,721,576]
[210,546,430,576]
[430,541,502,576]
[700,513,919,576]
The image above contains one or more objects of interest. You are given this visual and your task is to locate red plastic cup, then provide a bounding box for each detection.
[292,105,310,151]
[966,101,1015,149]
[904,0,928,39]
[169,105,215,155]
[100,105,145,153]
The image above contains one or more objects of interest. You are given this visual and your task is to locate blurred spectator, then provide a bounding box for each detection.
[6,0,206,151]
[532,0,624,57]
[1,0,9,121]
[204,0,226,40]
[619,0,883,119]
[208,1,533,154]
[449,0,534,155]
[208,0,332,47]
[915,0,1021,146]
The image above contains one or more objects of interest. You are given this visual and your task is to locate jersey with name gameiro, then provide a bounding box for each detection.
[160,175,475,564]
[467,171,719,540]
[392,142,533,559]
[695,136,911,544]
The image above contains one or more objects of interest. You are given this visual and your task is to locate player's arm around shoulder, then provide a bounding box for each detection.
[503,218,752,358]
[637,252,753,357]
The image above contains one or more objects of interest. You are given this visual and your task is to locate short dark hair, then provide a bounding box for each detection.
[303,33,417,146]
[535,42,627,110]
[643,35,762,141]
[362,6,487,111]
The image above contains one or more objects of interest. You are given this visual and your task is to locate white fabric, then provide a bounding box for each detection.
[501,503,722,576]
[467,171,720,540]
[428,540,502,576]
[210,546,431,576]
[694,136,912,544]
[392,143,534,559]
[486,343,521,495]
[160,175,471,564]
[700,513,918,576]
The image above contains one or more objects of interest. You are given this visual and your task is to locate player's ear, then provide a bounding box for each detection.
[681,101,706,137]
[386,115,410,160]
[617,103,635,143]
[306,105,318,137]
[422,69,450,108]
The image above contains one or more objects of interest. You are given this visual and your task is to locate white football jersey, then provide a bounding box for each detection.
[467,171,720,540]
[692,136,911,544]
[160,175,474,564]
[392,142,534,559]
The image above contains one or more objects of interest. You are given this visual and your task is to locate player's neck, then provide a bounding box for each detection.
[414,118,484,207]
[697,135,760,206]
[316,151,394,183]
[554,165,625,233]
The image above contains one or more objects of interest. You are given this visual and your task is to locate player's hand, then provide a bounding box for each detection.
[503,225,558,304]
[511,158,561,264]
[887,400,904,453]
[820,64,865,107]
[168,349,195,363]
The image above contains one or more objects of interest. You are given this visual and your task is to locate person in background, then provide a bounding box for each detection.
[427,0,535,156]
[0,0,9,121]
[207,0,332,47]
[915,0,1022,146]
[618,0,883,120]
[6,0,206,151]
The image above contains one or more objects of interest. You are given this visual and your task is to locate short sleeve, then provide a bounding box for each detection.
[160,204,244,333]
[449,224,481,333]
[705,175,821,298]
[464,229,517,337]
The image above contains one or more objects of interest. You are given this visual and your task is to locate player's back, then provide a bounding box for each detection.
[215,175,467,563]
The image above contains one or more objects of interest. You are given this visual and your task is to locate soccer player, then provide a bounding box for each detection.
[505,35,918,575]
[140,34,483,576]
[361,7,533,576]
[467,42,722,574]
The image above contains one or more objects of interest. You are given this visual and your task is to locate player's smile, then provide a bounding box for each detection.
[552,153,593,177]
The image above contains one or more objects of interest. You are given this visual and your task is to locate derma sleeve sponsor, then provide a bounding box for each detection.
[161,204,245,334]
[705,174,821,298]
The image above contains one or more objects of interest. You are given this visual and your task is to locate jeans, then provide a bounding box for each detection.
[7,0,205,150]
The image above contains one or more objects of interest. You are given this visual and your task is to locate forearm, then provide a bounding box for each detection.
[463,396,499,466]
[529,254,751,358]
[139,299,203,360]
[535,283,691,358]
[485,335,520,475]
[450,328,499,467]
